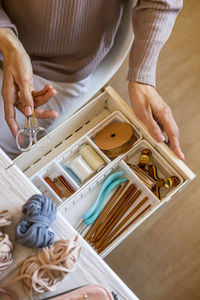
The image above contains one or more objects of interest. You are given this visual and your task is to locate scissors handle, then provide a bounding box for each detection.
[16,111,50,152]
[82,170,125,220]
[16,128,33,152]
[84,176,128,226]
[34,126,50,151]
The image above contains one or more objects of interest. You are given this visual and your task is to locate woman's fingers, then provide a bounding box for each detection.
[129,81,184,160]
[32,85,57,107]
[142,107,165,143]
[156,106,184,160]
[4,102,19,138]
[2,76,20,138]
[16,103,58,120]
[169,135,184,160]
[34,108,58,119]
[16,84,58,121]
[19,85,33,116]
[31,85,50,97]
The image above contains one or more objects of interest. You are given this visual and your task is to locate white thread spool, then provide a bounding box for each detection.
[68,156,94,182]
[79,144,105,172]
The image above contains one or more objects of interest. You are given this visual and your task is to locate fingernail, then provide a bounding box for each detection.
[25,106,32,116]
[180,152,185,160]
[156,133,165,142]
[54,112,58,118]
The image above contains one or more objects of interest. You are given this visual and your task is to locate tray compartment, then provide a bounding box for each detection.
[123,140,184,200]
[89,111,142,158]
[58,160,159,257]
[57,136,109,185]
[31,175,62,206]
[34,162,79,202]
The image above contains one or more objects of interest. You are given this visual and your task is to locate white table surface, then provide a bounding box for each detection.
[0,149,138,300]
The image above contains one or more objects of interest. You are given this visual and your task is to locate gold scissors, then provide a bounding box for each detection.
[16,111,49,152]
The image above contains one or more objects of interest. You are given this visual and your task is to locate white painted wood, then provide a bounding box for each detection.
[0,158,138,300]
[0,148,13,171]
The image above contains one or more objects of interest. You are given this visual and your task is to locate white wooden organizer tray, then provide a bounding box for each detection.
[14,86,196,258]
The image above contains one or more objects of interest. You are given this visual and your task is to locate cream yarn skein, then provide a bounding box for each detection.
[0,210,13,275]
[3,236,81,297]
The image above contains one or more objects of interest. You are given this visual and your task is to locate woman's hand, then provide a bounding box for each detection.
[128,81,184,160]
[0,28,57,138]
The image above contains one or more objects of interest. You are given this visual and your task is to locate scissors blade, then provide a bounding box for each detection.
[32,111,37,128]
[26,116,30,129]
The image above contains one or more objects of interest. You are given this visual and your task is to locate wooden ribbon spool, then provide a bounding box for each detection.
[94,122,136,157]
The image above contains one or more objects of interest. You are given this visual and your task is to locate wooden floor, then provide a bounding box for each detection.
[106,1,200,300]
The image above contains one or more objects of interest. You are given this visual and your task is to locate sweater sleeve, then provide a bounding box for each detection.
[127,0,183,87]
[0,0,17,35]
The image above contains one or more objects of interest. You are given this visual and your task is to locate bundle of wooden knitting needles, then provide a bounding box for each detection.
[84,180,151,254]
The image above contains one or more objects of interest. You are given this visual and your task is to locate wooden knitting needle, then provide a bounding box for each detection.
[84,181,129,241]
[98,203,152,254]
[84,185,122,241]
[90,183,136,243]
[93,189,141,248]
[91,185,137,244]
[97,196,148,250]
[85,181,130,241]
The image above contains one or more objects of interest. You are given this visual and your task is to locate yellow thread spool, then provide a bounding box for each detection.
[79,144,105,172]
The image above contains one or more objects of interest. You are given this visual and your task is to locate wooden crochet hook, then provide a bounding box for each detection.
[98,203,152,254]
[93,189,141,249]
[91,183,136,243]
[84,181,129,241]
[97,196,148,250]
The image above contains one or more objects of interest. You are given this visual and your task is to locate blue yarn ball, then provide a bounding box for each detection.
[15,194,57,248]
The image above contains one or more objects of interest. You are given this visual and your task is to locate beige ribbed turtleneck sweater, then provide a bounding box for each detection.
[0,0,182,86]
